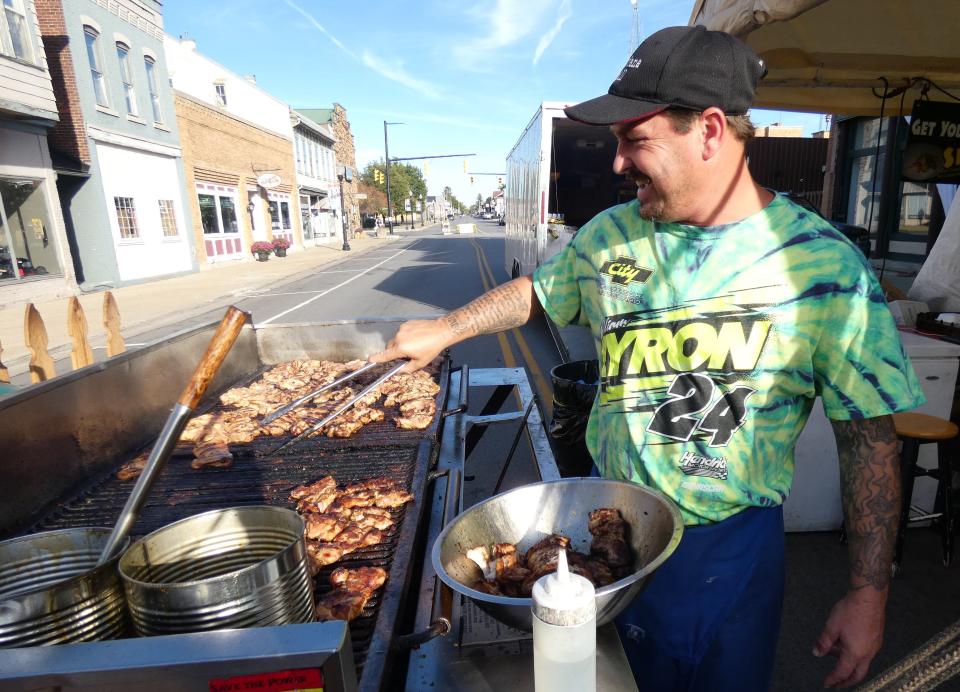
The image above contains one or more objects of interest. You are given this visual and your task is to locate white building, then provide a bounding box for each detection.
[291,110,338,245]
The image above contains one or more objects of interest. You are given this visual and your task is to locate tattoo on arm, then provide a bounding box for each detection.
[443,279,535,339]
[832,415,900,591]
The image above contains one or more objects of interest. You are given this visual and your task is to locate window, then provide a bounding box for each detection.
[114,197,139,239]
[280,201,291,229]
[84,27,109,107]
[198,192,238,234]
[144,56,163,123]
[1,0,32,62]
[158,199,178,237]
[0,177,61,282]
[214,82,227,107]
[116,43,138,116]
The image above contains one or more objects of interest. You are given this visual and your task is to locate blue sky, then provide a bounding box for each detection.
[163,1,825,204]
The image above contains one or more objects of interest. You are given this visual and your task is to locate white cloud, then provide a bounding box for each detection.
[284,0,441,99]
[453,0,566,72]
[533,0,573,66]
[360,52,442,100]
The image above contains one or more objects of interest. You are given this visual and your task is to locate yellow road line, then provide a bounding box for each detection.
[470,240,517,369]
[471,239,554,419]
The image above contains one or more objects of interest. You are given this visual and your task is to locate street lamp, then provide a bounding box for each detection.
[337,165,352,252]
[384,121,403,235]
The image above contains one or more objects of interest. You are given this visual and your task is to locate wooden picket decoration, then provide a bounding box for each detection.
[103,291,125,357]
[24,303,55,383]
[67,297,94,369]
[0,337,9,384]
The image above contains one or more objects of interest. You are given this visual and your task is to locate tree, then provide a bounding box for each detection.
[357,181,386,215]
[360,160,427,217]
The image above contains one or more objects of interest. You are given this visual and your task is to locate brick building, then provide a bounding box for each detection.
[165,36,301,265]
[298,105,361,236]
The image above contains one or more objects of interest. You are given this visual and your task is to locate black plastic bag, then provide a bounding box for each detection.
[548,360,599,477]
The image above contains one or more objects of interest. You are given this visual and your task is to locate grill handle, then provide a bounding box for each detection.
[97,306,250,564]
[395,466,460,650]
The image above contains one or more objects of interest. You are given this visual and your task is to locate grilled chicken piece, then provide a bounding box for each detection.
[588,508,632,576]
[305,541,344,575]
[473,580,503,596]
[525,534,570,576]
[315,567,388,621]
[329,565,387,591]
[399,397,436,417]
[348,507,394,531]
[492,543,518,576]
[290,476,339,513]
[116,449,150,481]
[190,442,233,469]
[304,513,351,542]
[395,413,433,430]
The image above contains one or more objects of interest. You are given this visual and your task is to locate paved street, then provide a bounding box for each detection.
[3,219,959,690]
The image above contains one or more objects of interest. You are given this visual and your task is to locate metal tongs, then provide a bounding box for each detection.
[261,360,407,456]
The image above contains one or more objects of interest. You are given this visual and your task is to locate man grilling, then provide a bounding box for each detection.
[371,26,923,691]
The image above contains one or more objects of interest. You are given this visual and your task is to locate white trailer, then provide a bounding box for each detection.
[504,101,632,278]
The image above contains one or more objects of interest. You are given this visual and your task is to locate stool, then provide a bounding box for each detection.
[892,412,959,574]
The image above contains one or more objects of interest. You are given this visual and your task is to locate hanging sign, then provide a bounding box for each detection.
[256,173,282,189]
[902,100,960,183]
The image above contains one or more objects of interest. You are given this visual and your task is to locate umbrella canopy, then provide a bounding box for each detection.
[689,0,960,116]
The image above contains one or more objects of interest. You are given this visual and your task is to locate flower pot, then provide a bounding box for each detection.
[255,251,270,262]
[274,247,287,257]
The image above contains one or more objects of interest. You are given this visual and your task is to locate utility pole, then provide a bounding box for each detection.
[384,121,402,235]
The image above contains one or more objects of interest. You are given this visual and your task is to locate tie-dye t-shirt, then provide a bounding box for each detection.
[533,194,924,526]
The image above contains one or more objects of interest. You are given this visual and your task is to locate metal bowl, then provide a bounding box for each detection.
[432,478,684,631]
[0,528,129,648]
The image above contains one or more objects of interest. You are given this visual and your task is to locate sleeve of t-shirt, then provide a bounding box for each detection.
[532,240,588,328]
[812,259,926,420]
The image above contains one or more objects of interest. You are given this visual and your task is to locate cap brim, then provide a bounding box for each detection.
[564,93,668,126]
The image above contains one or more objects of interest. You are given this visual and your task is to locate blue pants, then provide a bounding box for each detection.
[615,505,785,692]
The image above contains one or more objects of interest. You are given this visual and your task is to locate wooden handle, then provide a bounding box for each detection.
[24,303,55,383]
[67,297,94,369]
[177,306,250,409]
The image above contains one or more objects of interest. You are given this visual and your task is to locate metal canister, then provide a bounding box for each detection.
[118,506,314,635]
[0,528,129,648]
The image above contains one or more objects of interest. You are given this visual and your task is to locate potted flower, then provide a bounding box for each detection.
[251,241,273,262]
[272,237,291,257]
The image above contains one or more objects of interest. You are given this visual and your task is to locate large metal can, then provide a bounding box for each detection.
[0,528,129,648]
[119,506,314,635]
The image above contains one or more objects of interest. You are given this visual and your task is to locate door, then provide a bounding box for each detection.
[197,183,243,263]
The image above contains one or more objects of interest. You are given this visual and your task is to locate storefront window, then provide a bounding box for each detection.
[219,197,237,233]
[268,200,280,230]
[280,201,290,229]
[199,192,237,234]
[199,193,218,233]
[0,177,61,282]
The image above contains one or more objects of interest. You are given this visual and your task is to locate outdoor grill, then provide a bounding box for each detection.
[0,317,570,692]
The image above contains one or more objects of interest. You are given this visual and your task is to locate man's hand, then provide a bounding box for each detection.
[369,277,540,372]
[370,318,453,372]
[821,415,900,689]
[814,587,887,688]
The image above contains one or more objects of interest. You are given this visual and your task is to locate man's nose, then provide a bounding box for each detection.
[612,142,631,174]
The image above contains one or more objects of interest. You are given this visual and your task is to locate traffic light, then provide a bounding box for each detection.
[423,160,430,175]
[373,169,382,184]
[470,176,474,185]
[463,159,468,173]
[498,177,503,187]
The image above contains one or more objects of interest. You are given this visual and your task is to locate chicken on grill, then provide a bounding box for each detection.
[116,449,150,481]
[470,508,634,596]
[291,475,412,575]
[315,566,388,622]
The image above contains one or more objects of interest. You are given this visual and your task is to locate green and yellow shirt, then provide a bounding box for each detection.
[533,194,924,525]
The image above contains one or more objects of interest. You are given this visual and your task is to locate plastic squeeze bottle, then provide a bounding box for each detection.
[532,548,597,692]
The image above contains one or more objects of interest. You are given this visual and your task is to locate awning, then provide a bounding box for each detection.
[689,0,960,116]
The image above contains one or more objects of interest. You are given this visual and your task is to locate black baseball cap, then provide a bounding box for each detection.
[565,25,767,126]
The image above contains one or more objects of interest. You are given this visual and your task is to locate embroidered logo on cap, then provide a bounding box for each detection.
[615,57,642,82]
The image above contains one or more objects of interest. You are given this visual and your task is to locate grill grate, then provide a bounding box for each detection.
[27,445,426,682]
[18,358,450,689]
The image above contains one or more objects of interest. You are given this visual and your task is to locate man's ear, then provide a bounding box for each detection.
[700,107,726,161]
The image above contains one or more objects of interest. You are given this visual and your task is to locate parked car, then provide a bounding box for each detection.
[782,193,872,258]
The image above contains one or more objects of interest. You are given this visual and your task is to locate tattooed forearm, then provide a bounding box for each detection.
[443,277,537,339]
[832,415,900,592]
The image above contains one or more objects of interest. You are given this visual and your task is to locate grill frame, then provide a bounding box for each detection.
[0,319,450,692]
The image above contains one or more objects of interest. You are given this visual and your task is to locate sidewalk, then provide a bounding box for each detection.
[0,229,419,381]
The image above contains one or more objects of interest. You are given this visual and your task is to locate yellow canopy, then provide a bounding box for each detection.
[689,0,960,116]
